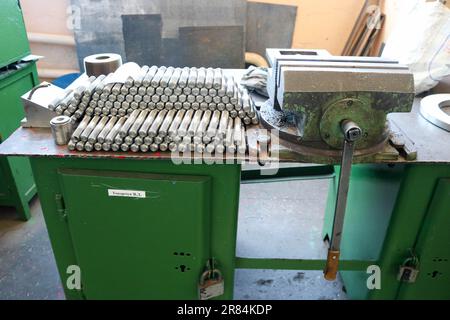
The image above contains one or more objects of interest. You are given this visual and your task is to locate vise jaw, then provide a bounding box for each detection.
[261,49,415,159]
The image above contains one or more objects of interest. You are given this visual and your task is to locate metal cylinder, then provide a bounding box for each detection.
[218,76,227,97]
[144,136,153,145]
[168,68,182,89]
[151,66,167,87]
[134,136,143,146]
[85,74,106,96]
[159,109,177,137]
[177,109,194,137]
[84,53,122,77]
[213,68,222,90]
[121,143,129,152]
[148,110,168,137]
[88,116,109,144]
[215,143,225,154]
[168,110,186,137]
[139,110,159,137]
[140,144,149,152]
[102,143,111,151]
[143,66,158,87]
[119,109,140,138]
[187,110,204,136]
[233,117,242,145]
[67,140,76,151]
[80,115,100,142]
[130,144,140,153]
[124,135,134,145]
[129,110,149,138]
[237,124,247,155]
[226,76,235,98]
[84,141,94,152]
[94,142,103,151]
[195,143,205,153]
[187,67,198,88]
[225,118,234,146]
[196,67,206,88]
[217,111,229,139]
[205,68,214,89]
[76,141,85,151]
[205,143,215,154]
[196,110,212,137]
[160,67,175,87]
[111,143,120,152]
[174,102,183,110]
[150,143,159,152]
[168,142,177,152]
[74,76,95,100]
[159,142,168,152]
[105,116,127,144]
[134,65,150,87]
[71,115,91,142]
[227,143,236,154]
[206,110,221,138]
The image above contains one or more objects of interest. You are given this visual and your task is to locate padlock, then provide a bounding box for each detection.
[397,256,419,283]
[198,269,224,300]
[397,266,419,283]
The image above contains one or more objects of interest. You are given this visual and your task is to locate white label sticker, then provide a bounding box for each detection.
[108,189,146,198]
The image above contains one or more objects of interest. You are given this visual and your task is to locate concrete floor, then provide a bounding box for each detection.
[0,179,346,300]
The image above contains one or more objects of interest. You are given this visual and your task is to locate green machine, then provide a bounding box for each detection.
[0,46,449,299]
[0,0,38,220]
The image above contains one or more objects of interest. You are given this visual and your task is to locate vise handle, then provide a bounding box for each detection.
[324,120,361,281]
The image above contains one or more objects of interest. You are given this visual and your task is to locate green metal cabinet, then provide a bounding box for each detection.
[30,157,241,299]
[0,0,38,220]
[324,164,450,300]
[0,0,31,69]
[0,62,38,220]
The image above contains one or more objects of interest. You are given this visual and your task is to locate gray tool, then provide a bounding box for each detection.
[324,120,362,281]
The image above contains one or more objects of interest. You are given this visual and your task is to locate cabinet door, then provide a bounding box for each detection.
[0,159,12,200]
[0,0,30,68]
[59,169,212,299]
[397,178,450,300]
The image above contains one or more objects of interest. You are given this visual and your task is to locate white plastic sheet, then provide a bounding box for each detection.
[382,1,450,94]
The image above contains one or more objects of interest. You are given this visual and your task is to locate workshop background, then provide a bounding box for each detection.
[21,0,449,79]
[1,0,450,300]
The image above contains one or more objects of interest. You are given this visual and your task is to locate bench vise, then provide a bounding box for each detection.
[260,49,415,162]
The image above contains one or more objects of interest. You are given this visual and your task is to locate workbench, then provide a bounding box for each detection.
[1,75,449,299]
